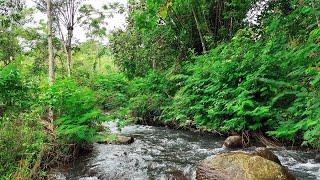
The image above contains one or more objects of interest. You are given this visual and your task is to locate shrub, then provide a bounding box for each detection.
[0,110,45,179]
[0,64,24,111]
[165,27,320,147]
[92,73,128,111]
[125,71,175,123]
[43,79,106,143]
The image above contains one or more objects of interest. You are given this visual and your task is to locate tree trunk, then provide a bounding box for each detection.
[46,0,55,124]
[192,7,206,53]
[67,47,72,77]
[47,0,55,86]
[66,28,73,77]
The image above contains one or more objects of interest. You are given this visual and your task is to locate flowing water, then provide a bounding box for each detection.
[53,124,320,180]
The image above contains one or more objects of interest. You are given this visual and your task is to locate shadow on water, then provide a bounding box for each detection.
[54,124,320,180]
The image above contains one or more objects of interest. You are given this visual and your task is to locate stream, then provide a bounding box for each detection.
[53,124,320,180]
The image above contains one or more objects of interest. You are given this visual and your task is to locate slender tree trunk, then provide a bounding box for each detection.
[66,28,73,77]
[67,47,72,77]
[192,7,206,53]
[47,0,55,86]
[47,0,55,124]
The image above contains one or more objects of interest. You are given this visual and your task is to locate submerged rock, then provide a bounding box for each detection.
[115,135,134,145]
[98,135,134,145]
[164,170,188,180]
[315,154,320,163]
[196,152,295,180]
[223,135,242,149]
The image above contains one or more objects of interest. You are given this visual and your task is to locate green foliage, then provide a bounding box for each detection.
[164,24,320,147]
[43,79,106,143]
[92,73,128,110]
[1,1,320,179]
[0,1,34,66]
[110,0,253,78]
[72,41,116,86]
[0,64,40,113]
[0,65,45,179]
[108,0,320,148]
[0,64,23,108]
[0,112,45,179]
[126,71,176,123]
[100,70,177,125]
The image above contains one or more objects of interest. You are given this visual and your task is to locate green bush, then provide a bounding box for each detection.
[0,64,24,111]
[0,65,45,179]
[92,73,128,110]
[104,71,177,124]
[106,0,320,148]
[44,79,106,143]
[125,71,175,123]
[164,27,320,147]
[0,112,45,179]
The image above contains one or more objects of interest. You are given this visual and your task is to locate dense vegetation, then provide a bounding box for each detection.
[108,0,320,148]
[0,0,319,178]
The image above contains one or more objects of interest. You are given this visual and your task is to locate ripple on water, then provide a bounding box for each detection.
[274,150,320,180]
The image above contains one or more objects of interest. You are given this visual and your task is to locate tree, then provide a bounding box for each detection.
[46,0,55,125]
[77,2,125,72]
[54,0,83,77]
[34,0,82,77]
[0,0,25,66]
[110,0,253,78]
[46,0,55,85]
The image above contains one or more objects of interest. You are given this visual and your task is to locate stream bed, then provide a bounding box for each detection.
[53,124,320,180]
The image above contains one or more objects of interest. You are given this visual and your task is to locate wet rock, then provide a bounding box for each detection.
[115,135,134,144]
[98,135,134,145]
[222,135,242,149]
[252,147,281,165]
[315,154,320,163]
[148,162,158,170]
[88,167,99,177]
[164,170,188,180]
[196,152,295,180]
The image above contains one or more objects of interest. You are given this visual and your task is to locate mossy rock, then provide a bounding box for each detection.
[223,135,242,149]
[196,152,295,180]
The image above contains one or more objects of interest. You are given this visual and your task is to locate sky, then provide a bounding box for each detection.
[25,0,128,43]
